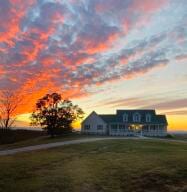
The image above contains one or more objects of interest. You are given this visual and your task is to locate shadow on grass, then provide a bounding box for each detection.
[0,129,45,145]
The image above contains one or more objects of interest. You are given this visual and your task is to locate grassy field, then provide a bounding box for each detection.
[171,133,187,141]
[0,131,94,151]
[0,139,186,192]
[1,128,187,151]
[0,129,45,145]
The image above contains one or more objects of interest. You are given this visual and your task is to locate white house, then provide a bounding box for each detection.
[81,109,168,137]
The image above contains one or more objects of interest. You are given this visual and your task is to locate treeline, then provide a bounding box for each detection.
[0,92,84,138]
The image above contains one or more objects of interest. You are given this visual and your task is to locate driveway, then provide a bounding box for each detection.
[0,137,186,156]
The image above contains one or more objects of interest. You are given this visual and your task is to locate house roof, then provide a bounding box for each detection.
[156,115,168,125]
[99,115,117,123]
[98,109,168,125]
[116,109,156,116]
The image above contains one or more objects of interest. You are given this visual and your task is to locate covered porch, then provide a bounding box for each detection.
[109,124,166,136]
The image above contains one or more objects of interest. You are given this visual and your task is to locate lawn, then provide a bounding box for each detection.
[0,129,45,145]
[0,139,186,192]
[0,131,94,151]
[171,133,187,141]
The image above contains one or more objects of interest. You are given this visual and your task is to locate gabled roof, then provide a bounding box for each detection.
[97,109,167,125]
[156,115,168,125]
[117,109,156,124]
[81,111,101,124]
[99,115,117,123]
[117,109,156,116]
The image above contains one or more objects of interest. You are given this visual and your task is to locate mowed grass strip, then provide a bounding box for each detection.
[171,133,187,141]
[0,139,186,192]
[0,133,95,151]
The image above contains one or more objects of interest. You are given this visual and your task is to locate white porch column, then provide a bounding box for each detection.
[156,125,159,136]
[141,126,143,136]
[148,125,151,136]
[117,124,119,136]
[109,125,111,136]
[126,124,129,136]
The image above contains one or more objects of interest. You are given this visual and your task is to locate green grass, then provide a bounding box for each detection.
[0,129,45,145]
[0,132,94,151]
[171,133,187,141]
[0,139,186,192]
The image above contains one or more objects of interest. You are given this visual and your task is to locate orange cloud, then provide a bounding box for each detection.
[11,66,89,115]
[20,29,55,65]
[0,66,5,75]
[0,1,36,47]
[76,32,119,55]
[0,0,184,127]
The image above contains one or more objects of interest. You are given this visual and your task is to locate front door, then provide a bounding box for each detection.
[129,124,143,136]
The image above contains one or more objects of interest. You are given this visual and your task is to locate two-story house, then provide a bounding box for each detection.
[81,109,168,137]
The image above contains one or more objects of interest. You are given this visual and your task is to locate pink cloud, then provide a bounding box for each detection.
[131,0,168,13]
[0,0,184,117]
[175,54,187,61]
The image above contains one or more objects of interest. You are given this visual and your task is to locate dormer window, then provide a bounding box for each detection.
[146,114,151,122]
[133,113,141,122]
[123,113,128,122]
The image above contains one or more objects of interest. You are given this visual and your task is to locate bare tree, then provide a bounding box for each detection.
[0,90,22,130]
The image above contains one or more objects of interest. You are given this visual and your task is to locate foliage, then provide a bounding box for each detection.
[31,93,84,137]
[165,134,174,138]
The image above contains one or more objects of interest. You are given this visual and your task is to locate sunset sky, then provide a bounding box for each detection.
[0,0,187,131]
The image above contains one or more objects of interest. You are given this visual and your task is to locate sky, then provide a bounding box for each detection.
[0,0,187,131]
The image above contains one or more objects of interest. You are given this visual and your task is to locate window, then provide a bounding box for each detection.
[152,125,156,131]
[143,125,148,131]
[119,124,123,129]
[146,114,151,122]
[119,124,126,131]
[159,125,163,130]
[123,113,128,122]
[97,125,103,130]
[84,124,90,130]
[133,113,141,122]
[111,124,118,132]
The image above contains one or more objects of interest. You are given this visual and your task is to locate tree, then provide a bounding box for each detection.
[0,90,21,130]
[31,93,84,137]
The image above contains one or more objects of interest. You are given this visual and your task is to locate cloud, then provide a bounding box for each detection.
[0,0,36,47]
[131,0,168,13]
[0,66,5,76]
[74,24,120,54]
[0,0,186,115]
[97,97,157,108]
[175,54,187,61]
[144,99,187,110]
[165,110,187,115]
[98,97,187,113]
[75,48,169,86]
[93,0,168,26]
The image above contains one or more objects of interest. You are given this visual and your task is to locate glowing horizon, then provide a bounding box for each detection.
[0,0,187,131]
[16,109,187,131]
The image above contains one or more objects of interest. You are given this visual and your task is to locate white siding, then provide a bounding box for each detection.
[81,112,107,135]
[81,111,167,137]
